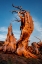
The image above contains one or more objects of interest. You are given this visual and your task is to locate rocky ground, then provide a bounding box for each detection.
[0,41,42,64]
[0,52,42,64]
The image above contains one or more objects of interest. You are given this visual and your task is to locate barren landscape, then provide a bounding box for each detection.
[0,0,42,64]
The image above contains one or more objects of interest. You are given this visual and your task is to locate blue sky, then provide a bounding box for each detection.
[0,0,42,45]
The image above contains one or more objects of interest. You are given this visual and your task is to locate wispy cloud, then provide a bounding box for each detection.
[0,34,6,41]
[13,30,20,34]
[0,27,7,32]
[33,18,42,32]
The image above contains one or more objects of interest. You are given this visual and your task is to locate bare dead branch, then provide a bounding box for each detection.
[12,4,22,10]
